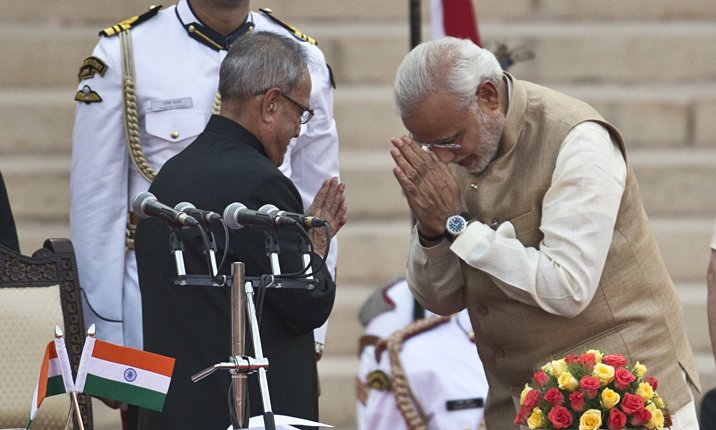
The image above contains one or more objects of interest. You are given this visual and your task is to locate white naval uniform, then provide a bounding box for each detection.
[364,309,488,430]
[70,1,339,348]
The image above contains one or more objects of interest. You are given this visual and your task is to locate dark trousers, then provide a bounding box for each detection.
[701,388,716,429]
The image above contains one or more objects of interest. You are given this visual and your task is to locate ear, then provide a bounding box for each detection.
[260,87,282,123]
[476,81,500,112]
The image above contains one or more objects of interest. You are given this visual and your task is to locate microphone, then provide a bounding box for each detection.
[132,192,199,227]
[174,202,222,225]
[223,202,285,230]
[258,204,326,228]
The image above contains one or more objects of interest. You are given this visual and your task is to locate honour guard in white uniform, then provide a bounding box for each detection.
[71,1,339,350]
[357,278,489,430]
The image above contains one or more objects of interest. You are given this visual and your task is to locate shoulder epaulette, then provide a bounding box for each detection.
[100,5,163,37]
[259,8,317,45]
[358,283,397,328]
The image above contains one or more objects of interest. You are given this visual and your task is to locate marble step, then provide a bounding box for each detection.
[2,83,715,157]
[2,0,716,25]
[1,20,716,89]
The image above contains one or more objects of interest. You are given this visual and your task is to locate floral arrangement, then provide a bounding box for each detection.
[513,349,671,430]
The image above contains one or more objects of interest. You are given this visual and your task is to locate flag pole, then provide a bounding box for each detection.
[57,325,86,430]
[64,404,73,430]
[70,392,86,430]
[409,0,421,49]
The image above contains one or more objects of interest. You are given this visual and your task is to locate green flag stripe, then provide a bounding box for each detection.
[83,374,167,412]
[46,375,66,396]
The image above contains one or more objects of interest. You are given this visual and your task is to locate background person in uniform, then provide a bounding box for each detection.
[134,31,346,429]
[70,0,339,354]
[702,218,716,428]
[356,276,428,429]
[389,37,700,428]
[0,171,19,252]
[357,278,488,430]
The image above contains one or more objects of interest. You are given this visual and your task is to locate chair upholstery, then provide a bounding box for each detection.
[0,239,93,430]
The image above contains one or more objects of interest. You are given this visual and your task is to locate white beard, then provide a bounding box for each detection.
[461,108,504,175]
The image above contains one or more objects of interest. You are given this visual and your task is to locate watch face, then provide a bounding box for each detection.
[447,215,467,234]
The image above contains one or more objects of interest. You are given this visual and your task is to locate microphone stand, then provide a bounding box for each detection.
[205,229,219,276]
[297,232,313,280]
[265,231,281,276]
[191,262,276,430]
[169,229,186,277]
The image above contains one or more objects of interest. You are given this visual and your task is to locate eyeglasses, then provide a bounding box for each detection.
[280,92,314,124]
[409,133,462,151]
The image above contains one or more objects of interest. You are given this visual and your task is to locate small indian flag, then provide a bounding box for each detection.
[27,337,75,429]
[75,337,175,412]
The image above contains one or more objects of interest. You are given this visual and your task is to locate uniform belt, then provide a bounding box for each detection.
[126,212,139,250]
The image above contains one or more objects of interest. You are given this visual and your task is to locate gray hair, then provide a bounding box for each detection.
[393,37,502,117]
[219,31,308,103]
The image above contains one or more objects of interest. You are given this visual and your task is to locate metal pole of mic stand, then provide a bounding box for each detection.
[244,279,276,430]
[170,230,186,276]
[231,262,247,428]
[265,232,281,276]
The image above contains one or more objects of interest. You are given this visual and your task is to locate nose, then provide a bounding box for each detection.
[432,147,457,163]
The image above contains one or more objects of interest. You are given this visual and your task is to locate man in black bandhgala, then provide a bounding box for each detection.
[134,31,347,429]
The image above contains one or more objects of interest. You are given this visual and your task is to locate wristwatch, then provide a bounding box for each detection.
[444,212,471,242]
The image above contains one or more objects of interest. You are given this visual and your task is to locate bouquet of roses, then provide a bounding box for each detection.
[513,349,671,429]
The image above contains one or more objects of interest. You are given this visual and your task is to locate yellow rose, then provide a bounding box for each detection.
[520,384,531,404]
[592,363,615,386]
[633,361,647,377]
[549,359,567,377]
[527,407,546,429]
[600,387,620,409]
[579,409,602,430]
[636,381,655,401]
[586,349,603,363]
[644,403,665,429]
[558,371,578,391]
[653,393,665,409]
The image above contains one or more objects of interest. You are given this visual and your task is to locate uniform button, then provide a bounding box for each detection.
[490,218,499,228]
[188,24,196,33]
[170,131,179,139]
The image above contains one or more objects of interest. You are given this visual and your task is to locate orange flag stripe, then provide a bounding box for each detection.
[92,339,175,377]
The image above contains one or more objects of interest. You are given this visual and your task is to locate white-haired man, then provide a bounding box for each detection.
[390,36,700,428]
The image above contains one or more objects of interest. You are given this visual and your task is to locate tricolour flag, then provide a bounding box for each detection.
[27,337,75,429]
[75,337,175,412]
[430,0,482,46]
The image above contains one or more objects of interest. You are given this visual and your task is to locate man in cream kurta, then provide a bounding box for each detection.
[390,37,700,428]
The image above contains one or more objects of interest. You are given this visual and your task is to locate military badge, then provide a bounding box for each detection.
[74,85,102,104]
[78,56,107,82]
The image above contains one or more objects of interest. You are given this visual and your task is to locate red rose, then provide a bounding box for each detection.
[544,387,564,406]
[602,354,627,368]
[578,353,596,369]
[547,405,573,429]
[621,392,645,415]
[629,407,652,426]
[613,367,636,390]
[565,354,579,364]
[569,391,585,412]
[608,408,627,430]
[522,389,540,409]
[644,375,659,391]
[579,375,600,398]
[513,405,531,425]
[533,370,549,386]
